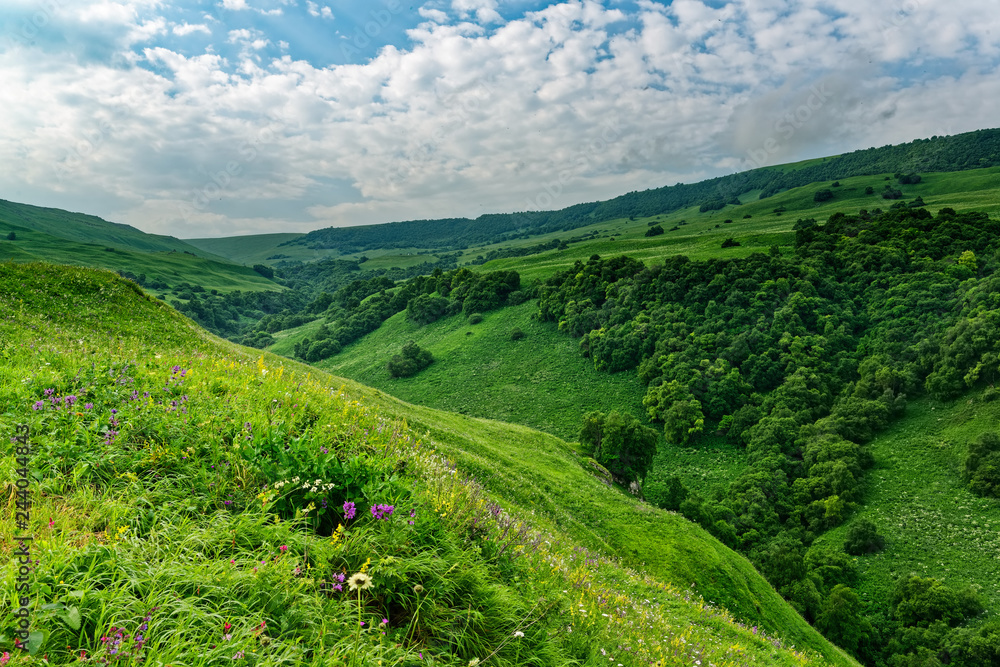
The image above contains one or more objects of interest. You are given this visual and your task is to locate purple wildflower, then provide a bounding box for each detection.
[343,501,356,520]
[32,401,44,411]
[370,504,395,520]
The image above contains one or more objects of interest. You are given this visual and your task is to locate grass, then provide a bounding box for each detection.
[0,262,856,666]
[0,222,282,295]
[0,198,220,258]
[812,394,1000,618]
[185,233,307,265]
[313,303,648,441]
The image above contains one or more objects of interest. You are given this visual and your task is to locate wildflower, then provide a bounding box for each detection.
[279,545,288,552]
[0,652,8,665]
[32,400,44,411]
[381,618,389,625]
[370,503,395,520]
[513,630,524,638]
[65,395,77,406]
[48,518,54,529]
[343,501,356,520]
[469,659,480,667]
[347,572,373,591]
[85,403,94,409]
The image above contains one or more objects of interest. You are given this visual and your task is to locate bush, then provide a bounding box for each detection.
[965,431,1000,498]
[468,313,483,324]
[865,186,875,194]
[844,519,885,555]
[253,264,275,279]
[387,341,434,378]
[579,410,658,483]
[814,189,834,202]
[721,238,741,248]
[644,225,664,237]
[509,327,525,341]
[5,231,15,241]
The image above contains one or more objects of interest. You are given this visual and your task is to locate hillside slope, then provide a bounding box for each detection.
[0,218,281,295]
[0,262,856,666]
[0,199,221,258]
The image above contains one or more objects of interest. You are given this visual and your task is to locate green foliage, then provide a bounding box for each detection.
[891,576,984,629]
[816,585,873,655]
[406,293,451,326]
[814,189,834,202]
[644,224,664,237]
[387,341,434,378]
[467,313,483,324]
[252,263,275,279]
[964,431,1000,497]
[843,519,886,555]
[509,327,525,341]
[5,231,14,241]
[579,410,658,482]
[721,237,741,248]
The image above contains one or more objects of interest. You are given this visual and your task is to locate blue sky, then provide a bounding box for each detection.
[0,0,997,238]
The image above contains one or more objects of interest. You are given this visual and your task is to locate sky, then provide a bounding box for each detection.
[0,0,997,239]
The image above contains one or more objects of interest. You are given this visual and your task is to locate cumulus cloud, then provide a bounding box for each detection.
[218,0,249,10]
[173,22,212,36]
[306,1,333,20]
[0,0,998,237]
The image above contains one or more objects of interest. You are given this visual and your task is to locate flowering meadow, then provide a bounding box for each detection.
[1,263,847,665]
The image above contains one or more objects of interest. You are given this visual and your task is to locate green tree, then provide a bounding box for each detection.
[579,410,658,483]
[844,518,886,555]
[816,585,873,654]
[663,399,705,445]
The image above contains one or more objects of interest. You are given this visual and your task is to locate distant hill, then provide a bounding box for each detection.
[280,127,1000,254]
[0,201,281,294]
[185,232,306,265]
[0,198,224,257]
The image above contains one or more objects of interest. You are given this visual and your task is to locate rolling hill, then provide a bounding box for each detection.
[0,261,857,665]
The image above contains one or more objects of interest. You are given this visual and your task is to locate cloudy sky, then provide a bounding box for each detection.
[0,0,997,238]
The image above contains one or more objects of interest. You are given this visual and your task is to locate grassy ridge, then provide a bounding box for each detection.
[0,221,282,295]
[0,198,220,258]
[0,262,855,665]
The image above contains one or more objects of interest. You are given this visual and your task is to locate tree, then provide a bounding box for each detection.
[645,225,664,237]
[816,585,873,654]
[814,189,834,202]
[663,399,705,445]
[579,410,658,482]
[387,341,434,378]
[721,237,741,248]
[5,231,15,241]
[253,264,275,279]
[844,518,886,555]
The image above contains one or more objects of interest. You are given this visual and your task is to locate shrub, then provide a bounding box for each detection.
[844,519,885,555]
[387,341,434,378]
[865,186,875,195]
[509,327,525,341]
[965,431,1000,498]
[644,225,664,237]
[814,189,834,202]
[467,313,483,324]
[721,238,741,248]
[5,231,15,241]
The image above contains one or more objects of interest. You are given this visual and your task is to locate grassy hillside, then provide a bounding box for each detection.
[185,232,307,265]
[815,394,1000,614]
[0,220,282,295]
[313,303,648,441]
[0,199,221,258]
[0,262,856,665]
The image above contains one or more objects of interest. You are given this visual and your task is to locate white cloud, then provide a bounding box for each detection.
[451,0,502,24]
[306,1,333,19]
[218,0,249,10]
[0,0,998,236]
[173,23,212,37]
